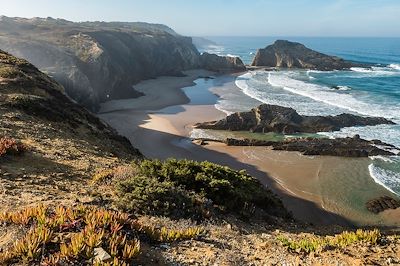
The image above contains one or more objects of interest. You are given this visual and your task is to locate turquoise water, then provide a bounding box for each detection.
[198,37,400,197]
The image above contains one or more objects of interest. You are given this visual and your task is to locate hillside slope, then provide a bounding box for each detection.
[0,49,141,209]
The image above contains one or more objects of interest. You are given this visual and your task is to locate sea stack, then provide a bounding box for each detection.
[251,40,364,70]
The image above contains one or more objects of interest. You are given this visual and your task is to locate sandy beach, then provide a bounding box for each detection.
[98,70,400,227]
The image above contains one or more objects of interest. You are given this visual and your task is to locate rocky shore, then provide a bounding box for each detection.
[223,135,397,157]
[195,104,394,134]
[366,196,400,214]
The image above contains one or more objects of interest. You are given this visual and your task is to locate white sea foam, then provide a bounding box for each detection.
[370,156,395,163]
[368,164,400,196]
[350,66,400,76]
[266,71,400,119]
[336,86,351,91]
[214,102,235,115]
[226,53,239,58]
[389,63,400,71]
[319,124,400,148]
[370,156,392,163]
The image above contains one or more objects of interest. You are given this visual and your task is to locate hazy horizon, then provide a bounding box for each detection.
[1,0,400,37]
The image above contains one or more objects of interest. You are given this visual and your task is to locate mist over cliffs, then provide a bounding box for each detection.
[0,16,244,110]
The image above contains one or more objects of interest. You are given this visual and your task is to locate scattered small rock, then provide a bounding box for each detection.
[94,247,112,262]
[366,196,400,213]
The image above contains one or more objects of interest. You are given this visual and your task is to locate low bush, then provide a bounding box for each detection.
[116,175,202,218]
[0,137,25,157]
[115,159,288,219]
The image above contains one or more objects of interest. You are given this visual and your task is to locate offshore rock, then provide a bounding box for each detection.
[251,40,365,70]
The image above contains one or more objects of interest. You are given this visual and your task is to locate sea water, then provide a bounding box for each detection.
[198,37,400,206]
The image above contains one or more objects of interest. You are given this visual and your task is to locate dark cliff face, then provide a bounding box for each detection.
[251,40,362,70]
[0,17,203,110]
[195,104,394,134]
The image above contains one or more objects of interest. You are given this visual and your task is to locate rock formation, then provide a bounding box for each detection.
[199,52,246,72]
[366,196,400,213]
[221,135,397,157]
[195,104,394,134]
[0,16,242,111]
[251,40,364,70]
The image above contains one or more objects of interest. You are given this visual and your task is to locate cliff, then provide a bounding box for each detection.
[251,40,363,70]
[195,104,394,134]
[0,16,241,111]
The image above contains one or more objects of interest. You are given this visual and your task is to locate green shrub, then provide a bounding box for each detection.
[116,175,202,218]
[116,159,288,218]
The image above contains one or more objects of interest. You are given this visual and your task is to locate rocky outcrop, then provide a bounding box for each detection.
[0,17,202,110]
[0,17,243,111]
[366,196,400,213]
[195,104,394,134]
[200,53,246,72]
[222,135,397,157]
[251,40,364,70]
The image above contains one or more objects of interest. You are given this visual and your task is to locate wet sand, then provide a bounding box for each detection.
[98,71,400,227]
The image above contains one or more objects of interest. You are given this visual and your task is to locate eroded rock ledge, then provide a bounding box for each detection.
[195,104,394,134]
[193,135,397,157]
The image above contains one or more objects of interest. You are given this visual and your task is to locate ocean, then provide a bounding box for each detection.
[198,37,400,206]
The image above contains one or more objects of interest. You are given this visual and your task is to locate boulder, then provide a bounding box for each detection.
[366,196,400,214]
[251,40,365,70]
[200,52,246,72]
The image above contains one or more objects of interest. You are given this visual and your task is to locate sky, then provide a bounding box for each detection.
[1,0,400,37]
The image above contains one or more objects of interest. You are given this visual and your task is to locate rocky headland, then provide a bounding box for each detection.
[0,16,245,111]
[251,40,365,70]
[195,104,394,134]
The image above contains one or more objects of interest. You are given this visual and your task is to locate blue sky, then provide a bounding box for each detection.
[1,0,400,37]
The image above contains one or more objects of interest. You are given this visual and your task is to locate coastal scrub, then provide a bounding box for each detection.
[115,159,289,219]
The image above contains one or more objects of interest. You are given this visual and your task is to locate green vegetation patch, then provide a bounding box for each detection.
[277,229,382,254]
[114,159,288,219]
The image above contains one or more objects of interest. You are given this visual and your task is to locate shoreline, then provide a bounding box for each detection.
[98,70,400,228]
